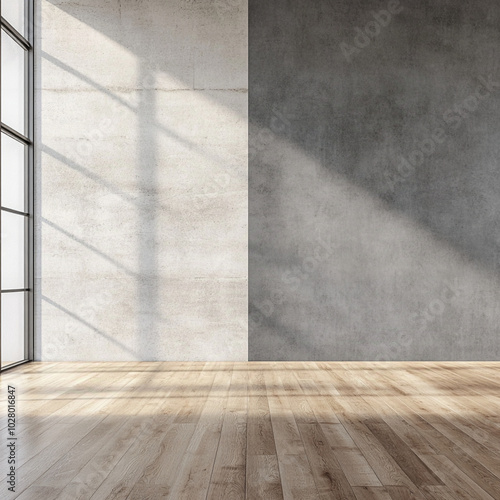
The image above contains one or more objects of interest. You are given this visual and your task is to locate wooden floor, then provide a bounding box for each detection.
[1,362,500,499]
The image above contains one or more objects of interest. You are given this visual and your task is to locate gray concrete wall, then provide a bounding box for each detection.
[36,0,248,360]
[249,0,500,360]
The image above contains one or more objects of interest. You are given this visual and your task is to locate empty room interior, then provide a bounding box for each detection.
[2,0,500,498]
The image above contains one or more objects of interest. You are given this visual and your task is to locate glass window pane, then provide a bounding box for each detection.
[1,0,25,36]
[1,211,25,290]
[1,30,26,134]
[1,133,26,212]
[1,292,25,367]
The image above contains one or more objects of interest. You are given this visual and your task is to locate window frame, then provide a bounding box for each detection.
[0,0,34,372]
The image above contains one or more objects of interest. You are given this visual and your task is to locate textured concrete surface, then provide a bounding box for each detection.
[249,0,500,360]
[36,0,248,360]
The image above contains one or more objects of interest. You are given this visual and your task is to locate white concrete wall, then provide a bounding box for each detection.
[36,0,248,360]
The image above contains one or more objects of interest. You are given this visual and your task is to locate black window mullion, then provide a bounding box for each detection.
[1,16,31,51]
[0,1,34,371]
[1,206,29,217]
[1,124,32,146]
[26,0,34,363]
[1,0,3,369]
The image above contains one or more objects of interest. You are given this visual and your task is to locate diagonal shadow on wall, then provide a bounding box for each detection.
[37,0,248,361]
[249,0,500,361]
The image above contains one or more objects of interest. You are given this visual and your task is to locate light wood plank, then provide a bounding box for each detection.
[352,486,392,500]
[0,361,497,499]
[246,455,283,500]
